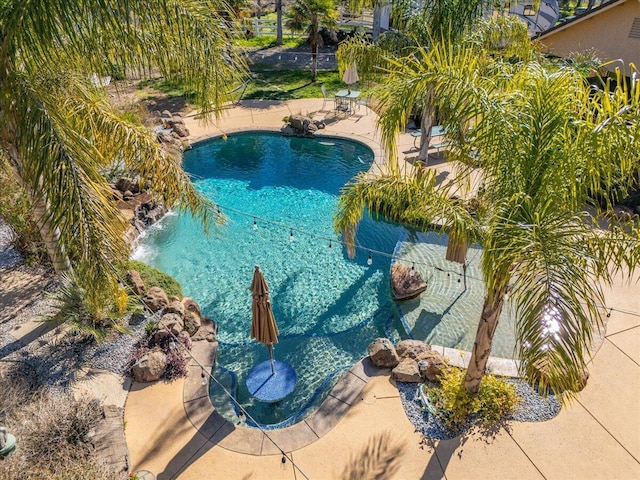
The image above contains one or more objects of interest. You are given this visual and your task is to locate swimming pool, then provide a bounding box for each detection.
[135,132,409,427]
[135,132,518,428]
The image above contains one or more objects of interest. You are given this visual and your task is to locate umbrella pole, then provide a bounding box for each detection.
[268,344,275,375]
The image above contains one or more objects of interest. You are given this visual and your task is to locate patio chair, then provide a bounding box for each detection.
[321,85,334,112]
[355,92,372,115]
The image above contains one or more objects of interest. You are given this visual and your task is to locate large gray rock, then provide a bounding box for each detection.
[191,316,217,342]
[367,338,400,369]
[396,339,431,360]
[158,312,184,336]
[165,300,185,318]
[288,115,318,136]
[143,286,169,312]
[390,263,427,301]
[182,297,202,316]
[172,123,190,138]
[392,358,422,382]
[417,350,448,382]
[132,350,166,382]
[183,311,202,337]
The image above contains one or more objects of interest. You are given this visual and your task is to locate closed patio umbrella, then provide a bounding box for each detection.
[342,62,359,92]
[250,265,279,374]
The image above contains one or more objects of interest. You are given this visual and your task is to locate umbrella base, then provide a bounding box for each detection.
[246,360,297,403]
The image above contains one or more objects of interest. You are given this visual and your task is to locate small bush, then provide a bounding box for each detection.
[426,367,519,430]
[46,275,133,341]
[124,260,183,298]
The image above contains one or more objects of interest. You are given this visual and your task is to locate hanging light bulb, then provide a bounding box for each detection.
[253,218,258,230]
[289,229,294,242]
[410,263,416,277]
[367,251,373,266]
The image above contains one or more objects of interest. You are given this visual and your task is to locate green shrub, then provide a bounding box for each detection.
[45,274,131,341]
[124,260,183,298]
[426,367,519,430]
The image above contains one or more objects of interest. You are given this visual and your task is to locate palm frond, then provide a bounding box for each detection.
[334,169,479,256]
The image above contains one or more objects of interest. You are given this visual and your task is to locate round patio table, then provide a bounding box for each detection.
[246,360,297,403]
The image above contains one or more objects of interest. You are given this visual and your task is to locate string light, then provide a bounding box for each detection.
[367,251,373,266]
[207,202,481,282]
[201,370,207,386]
[253,217,258,230]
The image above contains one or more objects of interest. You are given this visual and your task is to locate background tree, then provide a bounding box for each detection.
[286,0,338,81]
[0,1,247,315]
[276,0,284,45]
[335,42,640,395]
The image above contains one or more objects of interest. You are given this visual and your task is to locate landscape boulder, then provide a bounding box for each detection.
[367,338,400,369]
[390,263,427,301]
[417,350,448,382]
[158,313,184,336]
[132,350,166,382]
[143,286,169,312]
[287,115,318,136]
[183,311,202,337]
[127,269,145,296]
[392,358,422,382]
[165,300,185,318]
[182,297,202,316]
[191,316,217,342]
[396,339,430,359]
[172,123,190,138]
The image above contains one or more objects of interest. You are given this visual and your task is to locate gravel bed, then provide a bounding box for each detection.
[397,378,561,440]
[0,217,23,269]
[86,313,156,374]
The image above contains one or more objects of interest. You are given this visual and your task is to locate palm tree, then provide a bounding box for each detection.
[335,43,640,395]
[337,0,493,162]
[286,0,338,81]
[0,1,246,311]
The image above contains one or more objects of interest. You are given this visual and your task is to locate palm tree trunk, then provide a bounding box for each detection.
[2,139,71,273]
[275,0,283,46]
[418,86,435,162]
[463,284,507,393]
[372,5,382,41]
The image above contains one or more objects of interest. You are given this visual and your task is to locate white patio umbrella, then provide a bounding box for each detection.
[342,63,359,93]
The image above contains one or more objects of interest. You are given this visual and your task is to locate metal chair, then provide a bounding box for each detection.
[320,85,334,112]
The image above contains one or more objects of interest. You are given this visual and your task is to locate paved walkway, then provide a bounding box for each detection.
[125,99,640,479]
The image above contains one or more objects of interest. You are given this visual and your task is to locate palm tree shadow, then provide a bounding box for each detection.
[340,431,406,480]
[409,288,468,339]
[422,421,506,478]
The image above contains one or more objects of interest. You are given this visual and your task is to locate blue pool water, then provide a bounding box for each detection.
[135,132,409,427]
